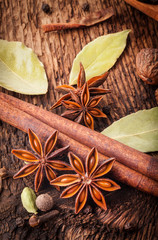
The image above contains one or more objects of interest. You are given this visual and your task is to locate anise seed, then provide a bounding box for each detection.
[86,115,92,125]
[90,110,99,115]
[84,94,87,105]
[92,188,101,201]
[89,156,95,171]
[96,165,107,175]
[79,188,86,202]
[67,185,79,194]
[34,139,40,153]
[97,181,111,188]
[90,100,97,107]
[61,176,77,183]
[74,159,82,172]
[22,153,33,158]
[52,163,63,168]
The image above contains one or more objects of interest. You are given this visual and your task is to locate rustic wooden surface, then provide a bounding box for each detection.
[0,0,158,239]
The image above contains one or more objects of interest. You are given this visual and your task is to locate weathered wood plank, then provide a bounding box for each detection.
[0,0,158,239]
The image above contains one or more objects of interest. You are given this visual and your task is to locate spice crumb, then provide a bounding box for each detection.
[102,106,111,115]
[42,3,51,14]
[82,3,90,12]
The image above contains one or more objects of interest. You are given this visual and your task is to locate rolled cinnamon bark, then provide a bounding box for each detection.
[0,92,157,182]
[0,95,158,197]
[42,23,84,32]
[42,8,114,32]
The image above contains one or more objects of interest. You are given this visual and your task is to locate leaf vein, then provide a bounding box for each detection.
[112,129,158,140]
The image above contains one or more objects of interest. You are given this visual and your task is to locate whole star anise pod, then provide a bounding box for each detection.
[51,148,120,214]
[61,81,107,129]
[12,129,72,192]
[50,63,111,109]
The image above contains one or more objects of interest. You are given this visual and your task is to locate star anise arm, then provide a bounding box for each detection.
[62,110,84,124]
[68,152,85,176]
[86,147,98,176]
[84,111,94,129]
[47,161,72,170]
[44,165,60,191]
[45,164,57,181]
[50,174,81,187]
[34,165,44,192]
[60,182,83,198]
[93,178,120,191]
[77,62,86,88]
[75,185,88,214]
[61,110,81,121]
[47,145,70,159]
[56,84,75,93]
[50,93,71,110]
[12,149,38,162]
[89,87,111,96]
[89,184,107,210]
[88,108,107,118]
[13,163,39,179]
[28,129,43,157]
[44,130,58,157]
[88,96,103,108]
[70,90,81,104]
[92,158,115,178]
[81,82,89,106]
[62,100,81,110]
[73,111,84,124]
[87,71,109,88]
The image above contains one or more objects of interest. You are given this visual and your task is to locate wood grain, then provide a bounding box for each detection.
[0,0,158,239]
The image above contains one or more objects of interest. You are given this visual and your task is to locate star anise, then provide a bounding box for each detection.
[51,148,120,214]
[50,63,111,109]
[60,81,108,129]
[12,129,72,192]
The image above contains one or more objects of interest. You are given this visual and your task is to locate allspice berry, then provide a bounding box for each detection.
[36,193,54,212]
[136,48,158,85]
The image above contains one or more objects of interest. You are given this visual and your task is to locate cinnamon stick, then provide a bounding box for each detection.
[0,94,158,197]
[42,7,114,32]
[0,92,157,182]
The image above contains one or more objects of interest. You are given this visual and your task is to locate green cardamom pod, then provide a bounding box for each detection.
[21,187,38,214]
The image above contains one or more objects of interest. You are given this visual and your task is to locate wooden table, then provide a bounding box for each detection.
[0,0,158,239]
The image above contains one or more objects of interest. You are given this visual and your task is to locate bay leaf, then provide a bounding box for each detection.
[101,107,158,152]
[0,39,48,95]
[69,30,130,85]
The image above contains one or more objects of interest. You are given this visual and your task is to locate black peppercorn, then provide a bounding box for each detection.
[42,3,51,14]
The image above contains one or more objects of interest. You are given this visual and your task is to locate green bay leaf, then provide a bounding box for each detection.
[101,107,158,153]
[69,30,130,85]
[0,39,48,95]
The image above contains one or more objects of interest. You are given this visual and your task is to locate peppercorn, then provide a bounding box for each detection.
[136,48,158,85]
[36,193,54,212]
[42,3,51,14]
